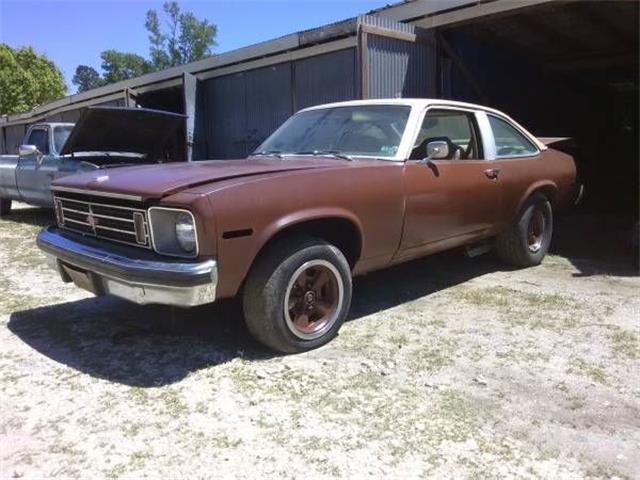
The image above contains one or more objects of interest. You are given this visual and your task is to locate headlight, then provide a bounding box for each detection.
[175,212,196,253]
[148,207,199,258]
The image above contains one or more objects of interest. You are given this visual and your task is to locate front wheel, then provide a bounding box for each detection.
[0,198,12,217]
[242,236,352,353]
[496,193,553,267]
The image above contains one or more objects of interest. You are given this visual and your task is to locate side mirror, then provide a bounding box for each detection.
[421,141,449,163]
[19,144,39,157]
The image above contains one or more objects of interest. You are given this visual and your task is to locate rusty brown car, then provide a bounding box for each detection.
[37,99,579,352]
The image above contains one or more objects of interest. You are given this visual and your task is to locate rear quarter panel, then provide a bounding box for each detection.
[496,148,577,226]
[185,161,406,299]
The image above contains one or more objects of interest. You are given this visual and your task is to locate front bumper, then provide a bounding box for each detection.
[37,227,217,307]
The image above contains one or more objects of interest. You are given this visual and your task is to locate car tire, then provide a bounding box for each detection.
[0,198,11,217]
[242,235,352,353]
[496,193,553,267]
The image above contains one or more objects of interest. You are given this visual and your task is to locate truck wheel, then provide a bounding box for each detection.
[0,198,11,217]
[243,235,352,353]
[496,193,553,267]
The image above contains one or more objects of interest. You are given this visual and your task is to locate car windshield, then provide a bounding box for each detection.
[255,105,411,159]
[53,125,74,153]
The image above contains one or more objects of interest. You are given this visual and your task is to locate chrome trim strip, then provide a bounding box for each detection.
[574,184,584,206]
[94,224,137,235]
[57,196,148,212]
[60,224,152,250]
[64,217,92,227]
[62,206,135,223]
[52,186,143,202]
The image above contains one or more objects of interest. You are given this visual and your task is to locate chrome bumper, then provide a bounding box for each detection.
[37,227,217,307]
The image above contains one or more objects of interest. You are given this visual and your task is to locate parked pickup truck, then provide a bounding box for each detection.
[37,99,580,353]
[0,107,185,216]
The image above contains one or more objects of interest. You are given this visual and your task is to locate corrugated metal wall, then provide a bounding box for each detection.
[246,64,293,154]
[367,33,437,99]
[4,124,26,154]
[204,72,248,159]
[294,49,357,110]
[198,48,357,159]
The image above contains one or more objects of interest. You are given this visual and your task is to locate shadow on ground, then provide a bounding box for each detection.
[3,205,53,228]
[552,213,638,277]
[8,250,497,387]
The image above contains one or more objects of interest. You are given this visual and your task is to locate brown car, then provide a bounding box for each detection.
[37,99,579,352]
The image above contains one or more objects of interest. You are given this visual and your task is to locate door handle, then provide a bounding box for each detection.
[484,168,501,180]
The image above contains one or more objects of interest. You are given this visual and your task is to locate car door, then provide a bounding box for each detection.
[16,126,59,206]
[398,107,503,259]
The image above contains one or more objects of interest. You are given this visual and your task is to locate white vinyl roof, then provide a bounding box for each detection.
[300,98,546,151]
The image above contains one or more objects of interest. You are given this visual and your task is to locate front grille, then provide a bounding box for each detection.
[53,191,151,249]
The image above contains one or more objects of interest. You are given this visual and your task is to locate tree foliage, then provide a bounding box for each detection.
[72,1,217,93]
[0,44,66,115]
[100,50,153,84]
[145,1,218,69]
[72,65,105,93]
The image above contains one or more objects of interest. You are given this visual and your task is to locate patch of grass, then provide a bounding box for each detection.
[566,395,586,411]
[128,450,152,470]
[451,286,582,330]
[410,338,458,372]
[455,286,572,310]
[159,388,188,416]
[128,387,151,405]
[106,463,127,479]
[569,358,609,385]
[0,280,60,315]
[610,330,639,359]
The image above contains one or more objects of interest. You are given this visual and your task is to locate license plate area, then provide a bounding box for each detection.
[60,263,102,295]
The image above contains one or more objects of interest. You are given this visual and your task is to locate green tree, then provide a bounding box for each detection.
[0,44,66,115]
[145,1,217,69]
[100,50,153,83]
[71,1,217,92]
[72,65,105,92]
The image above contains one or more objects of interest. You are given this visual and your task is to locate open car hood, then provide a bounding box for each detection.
[59,107,186,161]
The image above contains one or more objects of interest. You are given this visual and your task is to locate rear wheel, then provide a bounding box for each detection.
[0,198,11,217]
[242,235,352,353]
[496,193,553,267]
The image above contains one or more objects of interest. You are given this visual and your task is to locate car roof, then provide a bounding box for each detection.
[32,122,75,128]
[299,98,545,151]
[301,98,503,115]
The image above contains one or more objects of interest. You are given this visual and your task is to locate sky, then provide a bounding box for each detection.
[0,0,386,92]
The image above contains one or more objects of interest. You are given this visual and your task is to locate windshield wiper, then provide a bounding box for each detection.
[250,150,283,159]
[294,150,353,161]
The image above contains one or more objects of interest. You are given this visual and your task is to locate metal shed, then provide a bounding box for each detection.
[0,15,436,161]
[1,0,637,219]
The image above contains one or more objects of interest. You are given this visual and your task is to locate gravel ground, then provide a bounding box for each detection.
[1,203,638,479]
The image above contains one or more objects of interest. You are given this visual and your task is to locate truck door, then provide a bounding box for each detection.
[398,108,502,260]
[16,126,60,206]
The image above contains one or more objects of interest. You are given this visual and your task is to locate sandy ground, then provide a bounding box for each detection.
[0,203,638,479]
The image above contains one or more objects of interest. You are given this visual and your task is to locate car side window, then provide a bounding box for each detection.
[410,109,480,160]
[488,115,538,158]
[26,128,49,154]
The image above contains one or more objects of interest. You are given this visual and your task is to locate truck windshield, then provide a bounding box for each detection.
[255,105,411,159]
[54,126,74,153]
